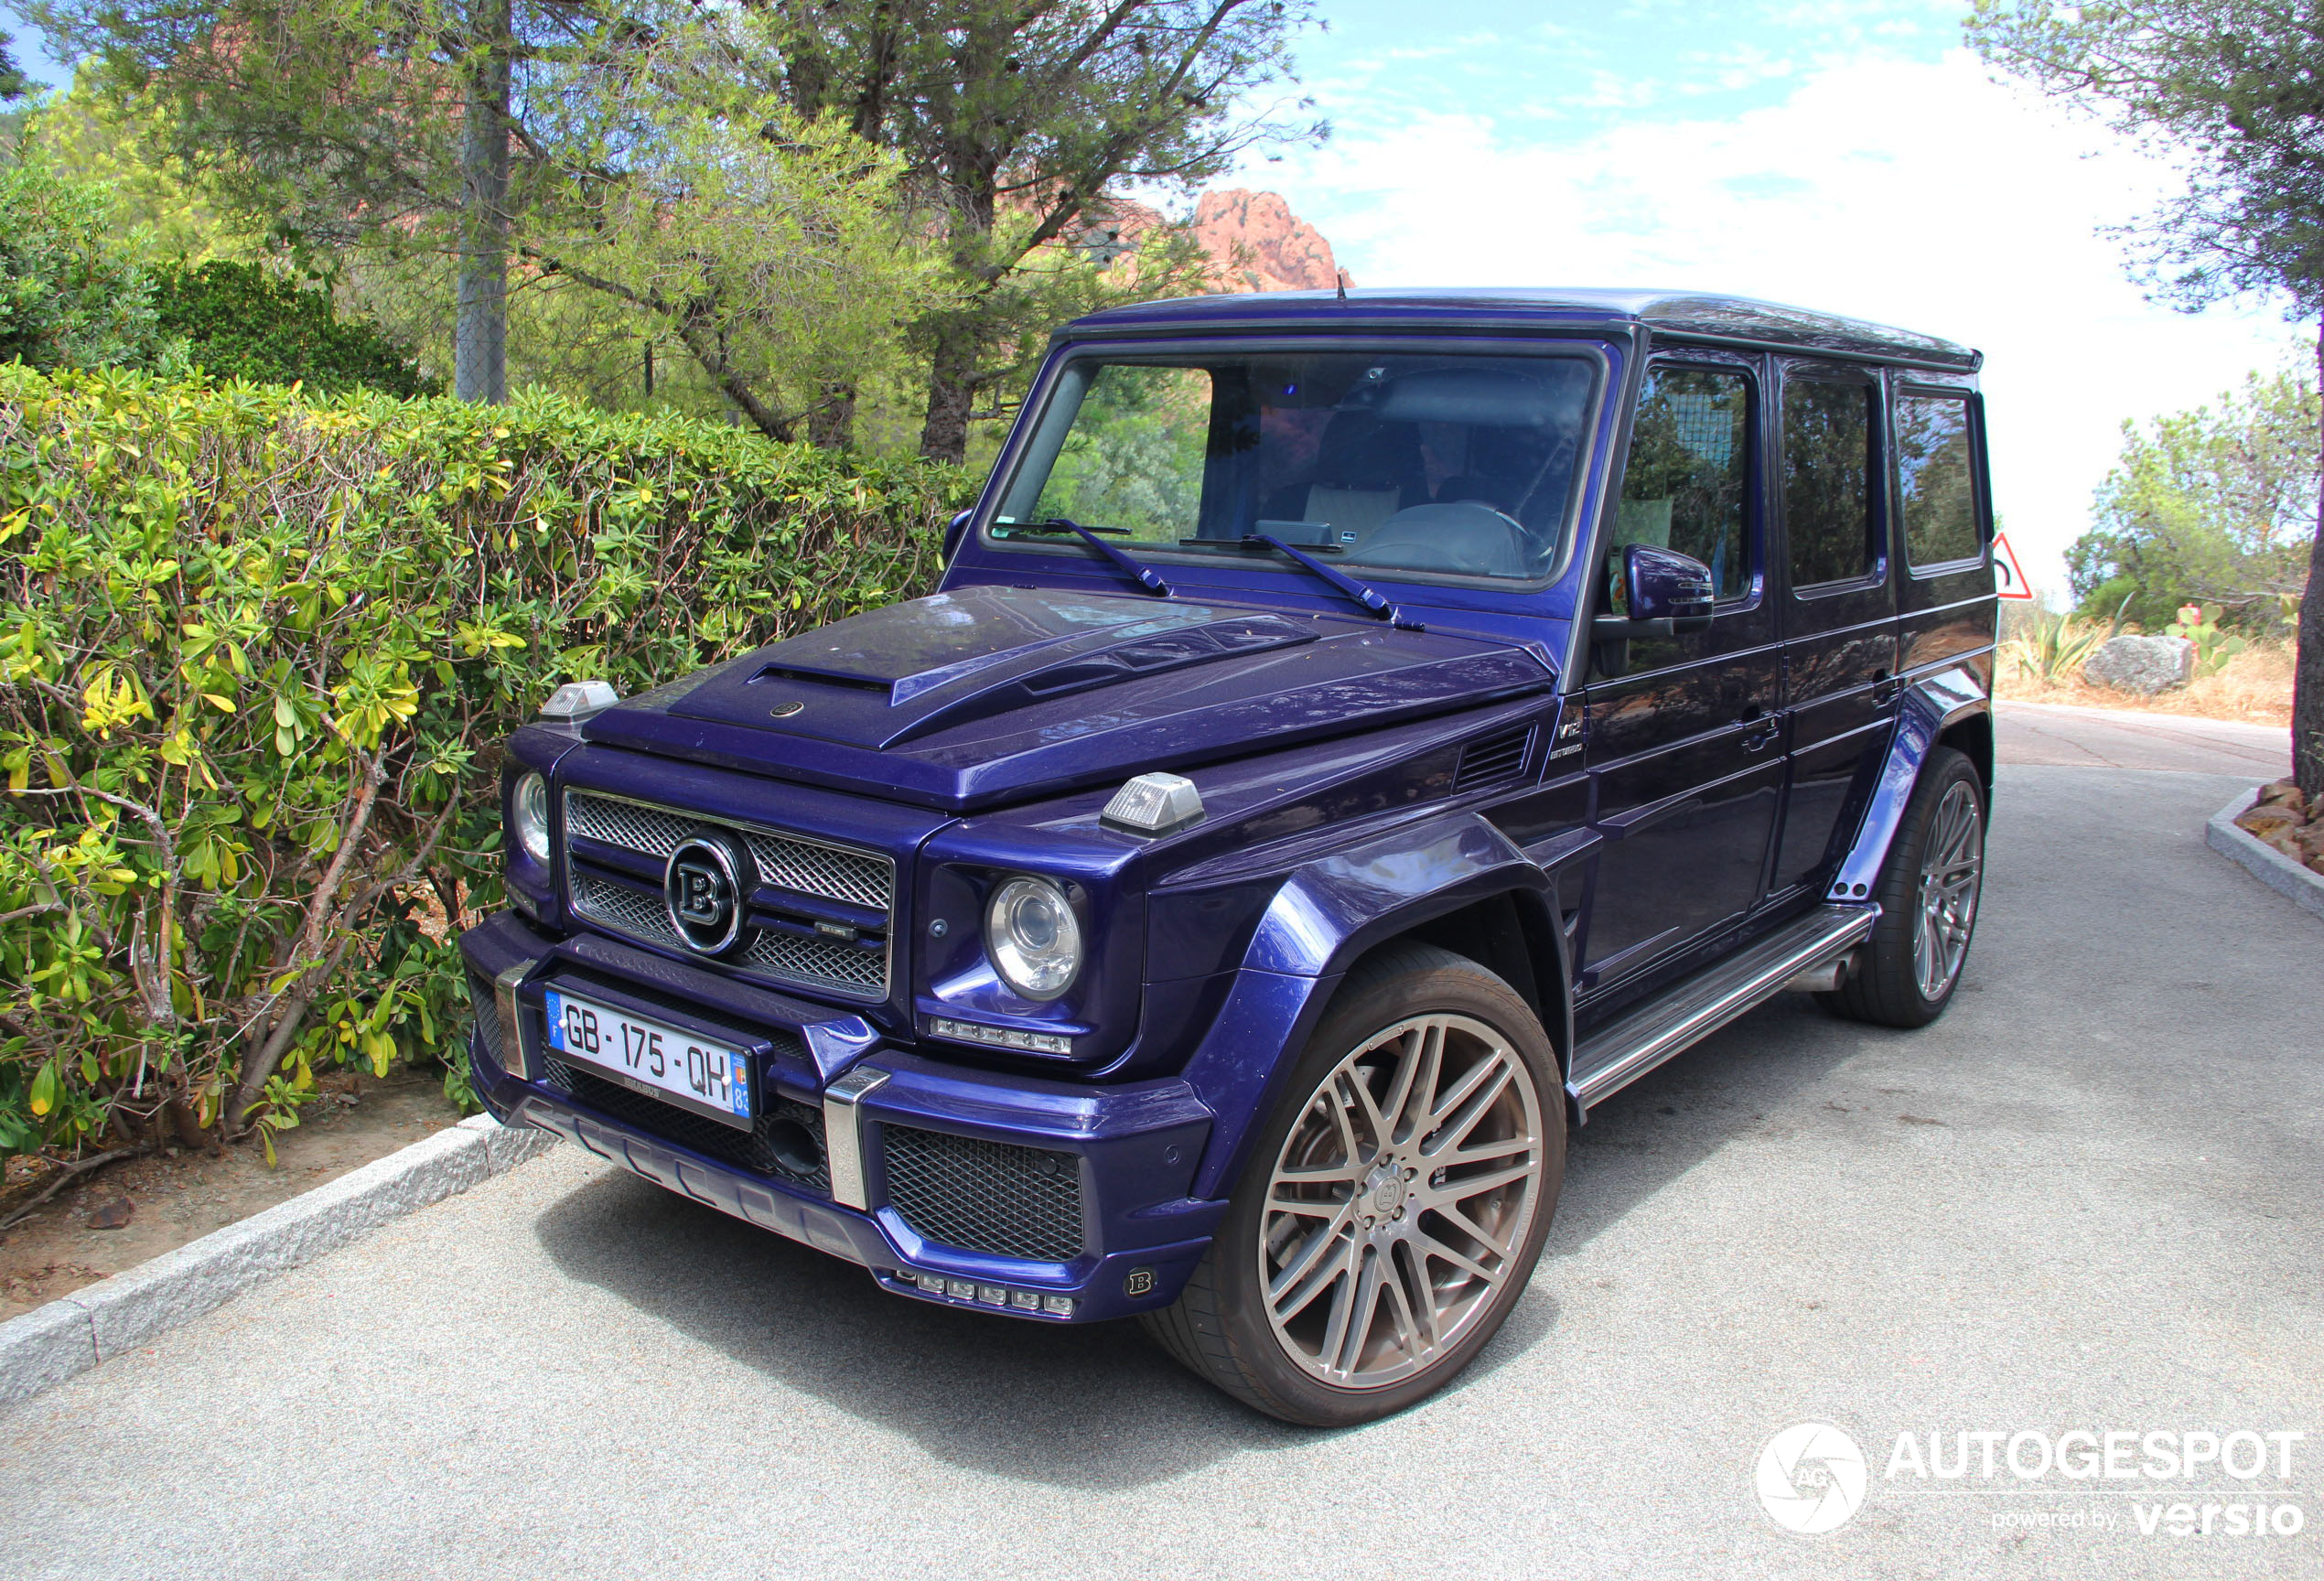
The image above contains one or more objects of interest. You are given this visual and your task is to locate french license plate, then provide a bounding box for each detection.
[543,989,753,1129]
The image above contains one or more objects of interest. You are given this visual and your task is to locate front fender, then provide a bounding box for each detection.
[1830,663,1989,900]
[1178,810,1561,1199]
[1244,811,1552,975]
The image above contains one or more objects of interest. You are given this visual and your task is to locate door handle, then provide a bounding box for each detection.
[1741,720,1780,753]
[1870,670,1903,705]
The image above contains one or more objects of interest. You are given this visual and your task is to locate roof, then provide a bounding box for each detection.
[1059,286,1982,372]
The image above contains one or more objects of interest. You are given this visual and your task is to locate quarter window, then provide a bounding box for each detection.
[1782,375,1877,588]
[1617,365,1753,600]
[1896,393,1981,565]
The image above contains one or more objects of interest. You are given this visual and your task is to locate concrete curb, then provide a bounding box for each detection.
[2208,792,2324,923]
[0,1113,556,1413]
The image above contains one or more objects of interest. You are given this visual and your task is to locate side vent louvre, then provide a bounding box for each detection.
[1455,726,1533,792]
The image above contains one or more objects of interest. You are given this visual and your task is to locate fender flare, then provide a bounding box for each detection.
[1829,663,1989,902]
[1177,810,1575,1200]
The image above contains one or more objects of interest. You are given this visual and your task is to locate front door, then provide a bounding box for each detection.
[1770,360,1900,898]
[1580,356,1782,985]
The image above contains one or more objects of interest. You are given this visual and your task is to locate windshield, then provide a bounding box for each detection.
[991,348,1602,584]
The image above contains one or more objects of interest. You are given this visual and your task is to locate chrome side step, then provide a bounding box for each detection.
[1571,905,1878,1111]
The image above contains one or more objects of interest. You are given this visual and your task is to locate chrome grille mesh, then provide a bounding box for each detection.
[566,791,890,909]
[571,872,681,948]
[746,928,888,995]
[881,1125,1084,1264]
[562,790,893,999]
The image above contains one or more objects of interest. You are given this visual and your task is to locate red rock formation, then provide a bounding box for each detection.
[1192,189,1349,293]
[1080,188,1348,295]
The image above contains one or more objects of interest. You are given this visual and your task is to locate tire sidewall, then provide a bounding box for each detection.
[1207,947,1565,1426]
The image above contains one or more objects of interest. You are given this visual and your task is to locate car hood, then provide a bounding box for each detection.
[582,585,1558,811]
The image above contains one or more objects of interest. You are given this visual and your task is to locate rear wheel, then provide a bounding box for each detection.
[1824,745,1985,1028]
[1141,943,1564,1426]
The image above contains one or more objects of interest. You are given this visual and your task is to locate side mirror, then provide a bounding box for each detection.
[1595,543,1716,639]
[942,509,974,563]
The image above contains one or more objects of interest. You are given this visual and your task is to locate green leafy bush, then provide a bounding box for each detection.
[0,364,970,1159]
[152,262,438,398]
[0,167,167,374]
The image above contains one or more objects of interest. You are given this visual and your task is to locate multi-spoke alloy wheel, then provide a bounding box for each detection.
[1140,942,1564,1426]
[1913,780,1983,1001]
[1260,1013,1544,1389]
[1824,744,1986,1029]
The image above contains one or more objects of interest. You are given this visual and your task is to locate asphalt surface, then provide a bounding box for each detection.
[5,707,2319,1580]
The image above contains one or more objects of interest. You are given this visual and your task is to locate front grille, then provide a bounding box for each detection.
[466,973,508,1069]
[881,1124,1084,1263]
[544,1050,830,1192]
[563,787,894,999]
[566,791,891,909]
[569,873,888,997]
[745,926,887,995]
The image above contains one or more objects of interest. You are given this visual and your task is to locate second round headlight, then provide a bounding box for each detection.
[985,877,1081,1000]
[511,771,551,865]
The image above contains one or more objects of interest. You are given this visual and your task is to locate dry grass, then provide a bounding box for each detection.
[1996,637,2295,726]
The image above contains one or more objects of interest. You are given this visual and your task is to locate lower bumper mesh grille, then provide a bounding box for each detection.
[466,973,508,1070]
[882,1124,1083,1263]
[543,1053,830,1193]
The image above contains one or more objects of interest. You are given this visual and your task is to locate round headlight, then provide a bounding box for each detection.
[985,877,1081,1000]
[511,772,551,865]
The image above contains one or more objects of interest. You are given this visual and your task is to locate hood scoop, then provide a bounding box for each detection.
[663,586,1322,748]
[885,614,1316,744]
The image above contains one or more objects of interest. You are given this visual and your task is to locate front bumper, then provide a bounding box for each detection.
[459,911,1226,1321]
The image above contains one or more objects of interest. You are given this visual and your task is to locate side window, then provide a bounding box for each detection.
[1895,392,1981,566]
[1615,365,1752,601]
[1782,373,1877,588]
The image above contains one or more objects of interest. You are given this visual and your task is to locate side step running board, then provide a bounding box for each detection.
[1571,905,1878,1112]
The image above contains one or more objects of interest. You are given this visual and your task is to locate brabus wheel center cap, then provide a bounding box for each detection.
[1365,1161,1411,1223]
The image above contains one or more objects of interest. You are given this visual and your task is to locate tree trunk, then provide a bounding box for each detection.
[455,0,512,405]
[807,382,857,450]
[2297,315,2324,800]
[918,323,977,463]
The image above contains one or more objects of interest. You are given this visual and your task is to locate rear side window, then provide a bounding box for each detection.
[1895,393,1981,565]
[1782,374,1877,588]
[1616,365,1753,600]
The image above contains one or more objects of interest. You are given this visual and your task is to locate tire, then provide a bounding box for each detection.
[1823,745,1986,1029]
[1140,941,1565,1426]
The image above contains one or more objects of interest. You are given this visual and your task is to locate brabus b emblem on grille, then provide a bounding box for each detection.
[663,832,749,956]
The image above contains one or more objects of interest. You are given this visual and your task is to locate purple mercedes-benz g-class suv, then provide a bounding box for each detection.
[458,288,1996,1425]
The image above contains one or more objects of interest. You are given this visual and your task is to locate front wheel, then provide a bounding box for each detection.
[1824,745,1986,1028]
[1140,942,1564,1426]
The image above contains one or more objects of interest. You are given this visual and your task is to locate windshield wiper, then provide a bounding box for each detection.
[1005,516,1171,596]
[1232,532,1423,631]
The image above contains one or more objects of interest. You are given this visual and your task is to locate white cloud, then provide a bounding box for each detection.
[1252,48,2299,601]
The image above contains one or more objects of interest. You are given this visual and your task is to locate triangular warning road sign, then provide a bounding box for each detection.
[1992,532,2034,600]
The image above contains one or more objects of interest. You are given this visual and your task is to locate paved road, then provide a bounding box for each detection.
[1996,700,2292,776]
[5,714,2320,1581]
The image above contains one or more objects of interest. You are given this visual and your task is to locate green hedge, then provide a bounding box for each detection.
[0,365,971,1159]
[153,262,439,399]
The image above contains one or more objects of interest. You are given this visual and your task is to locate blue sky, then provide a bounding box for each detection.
[1235,0,2300,600]
[5,2,2298,596]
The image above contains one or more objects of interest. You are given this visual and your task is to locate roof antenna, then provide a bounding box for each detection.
[1335,269,1348,302]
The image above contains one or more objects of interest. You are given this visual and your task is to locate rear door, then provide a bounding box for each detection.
[1892,380,1996,681]
[1769,360,1900,900]
[1579,354,1783,985]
